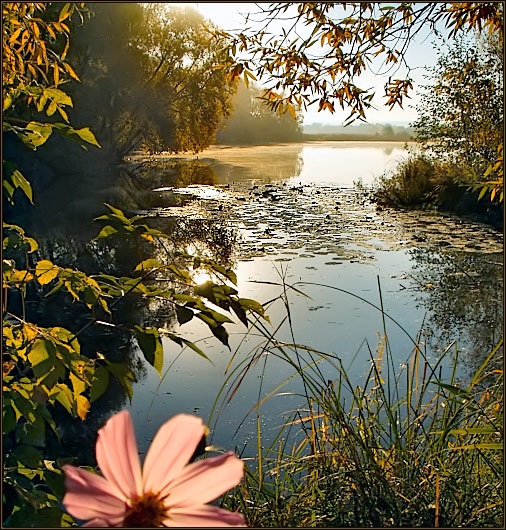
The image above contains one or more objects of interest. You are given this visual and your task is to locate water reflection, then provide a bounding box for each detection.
[149,144,305,183]
[7,141,502,462]
[8,158,243,456]
[407,246,503,374]
[294,142,409,186]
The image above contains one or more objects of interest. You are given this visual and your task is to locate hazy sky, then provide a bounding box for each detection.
[170,2,447,126]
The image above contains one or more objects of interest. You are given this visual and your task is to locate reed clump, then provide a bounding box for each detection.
[223,337,503,527]
[374,154,462,207]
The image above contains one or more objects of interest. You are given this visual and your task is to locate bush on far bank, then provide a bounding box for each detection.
[373,154,503,227]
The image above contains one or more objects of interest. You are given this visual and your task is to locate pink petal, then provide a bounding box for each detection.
[82,517,122,527]
[163,452,243,507]
[95,410,143,500]
[165,505,246,527]
[142,414,205,494]
[62,465,126,524]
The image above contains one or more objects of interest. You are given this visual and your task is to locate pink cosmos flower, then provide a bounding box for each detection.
[62,411,245,527]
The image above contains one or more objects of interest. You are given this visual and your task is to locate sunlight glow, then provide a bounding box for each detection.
[191,269,212,285]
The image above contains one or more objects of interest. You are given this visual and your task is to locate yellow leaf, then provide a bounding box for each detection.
[53,64,59,85]
[35,259,58,285]
[58,3,71,23]
[10,270,35,283]
[70,372,86,396]
[46,25,56,40]
[9,27,22,43]
[76,394,90,420]
[61,38,69,61]
[32,21,40,38]
[63,61,79,81]
[57,105,68,122]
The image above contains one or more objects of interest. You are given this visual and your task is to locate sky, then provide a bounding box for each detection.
[169,2,449,126]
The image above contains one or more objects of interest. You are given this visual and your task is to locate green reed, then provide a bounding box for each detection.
[219,279,503,527]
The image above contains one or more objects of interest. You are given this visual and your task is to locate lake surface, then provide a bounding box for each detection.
[122,142,503,457]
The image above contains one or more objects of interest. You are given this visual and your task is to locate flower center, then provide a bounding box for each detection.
[123,492,168,528]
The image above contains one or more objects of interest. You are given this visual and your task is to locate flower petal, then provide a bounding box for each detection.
[164,452,243,508]
[95,410,143,500]
[165,505,245,527]
[142,414,205,494]
[82,517,122,527]
[62,465,126,524]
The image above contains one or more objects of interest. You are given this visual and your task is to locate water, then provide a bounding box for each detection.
[121,142,503,457]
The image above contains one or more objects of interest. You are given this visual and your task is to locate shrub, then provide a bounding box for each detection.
[374,155,461,207]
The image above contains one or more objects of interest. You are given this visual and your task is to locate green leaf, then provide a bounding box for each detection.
[432,427,499,436]
[165,332,211,362]
[106,363,135,403]
[3,403,17,434]
[176,305,195,325]
[10,169,33,204]
[450,443,503,451]
[37,507,72,527]
[478,186,487,200]
[211,324,229,348]
[230,300,248,327]
[52,123,101,149]
[12,444,43,467]
[43,88,73,107]
[17,414,46,447]
[4,506,37,528]
[20,121,54,149]
[3,94,13,111]
[55,384,73,414]
[206,308,234,325]
[135,258,163,271]
[104,203,128,218]
[90,366,110,402]
[135,327,164,376]
[239,297,266,316]
[72,127,101,148]
[43,470,65,498]
[430,381,470,398]
[59,3,72,22]
[52,327,80,354]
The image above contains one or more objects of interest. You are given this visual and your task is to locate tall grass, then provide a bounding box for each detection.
[218,279,503,527]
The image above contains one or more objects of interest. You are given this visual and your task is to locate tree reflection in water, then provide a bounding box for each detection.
[11,158,244,459]
[407,246,503,376]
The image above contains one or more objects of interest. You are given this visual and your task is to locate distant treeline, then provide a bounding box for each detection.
[215,89,414,144]
[215,83,303,145]
[303,123,414,141]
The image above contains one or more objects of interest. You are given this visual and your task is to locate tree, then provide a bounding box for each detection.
[66,3,235,158]
[2,4,267,525]
[215,82,303,144]
[413,36,503,181]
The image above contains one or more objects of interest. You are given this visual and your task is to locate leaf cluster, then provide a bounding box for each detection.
[215,2,502,125]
